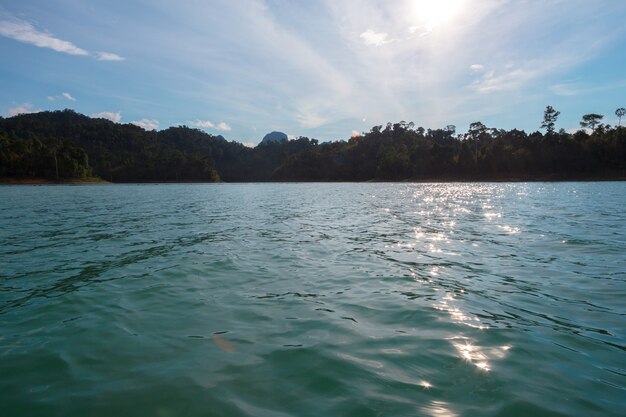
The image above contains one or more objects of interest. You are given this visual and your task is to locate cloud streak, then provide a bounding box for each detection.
[471,67,539,93]
[191,120,214,128]
[131,119,159,130]
[96,52,125,61]
[0,15,123,61]
[360,30,392,46]
[62,92,76,101]
[191,120,231,131]
[0,19,88,56]
[6,103,38,117]
[92,112,122,122]
[216,122,232,131]
[47,92,77,101]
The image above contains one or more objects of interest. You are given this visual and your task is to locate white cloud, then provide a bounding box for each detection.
[96,52,125,61]
[131,119,159,130]
[191,120,215,128]
[7,103,38,117]
[407,25,433,38]
[47,92,77,101]
[359,29,391,46]
[191,119,231,131]
[0,15,124,62]
[216,122,232,131]
[92,112,122,123]
[62,92,76,101]
[351,130,361,138]
[0,18,88,56]
[470,64,484,72]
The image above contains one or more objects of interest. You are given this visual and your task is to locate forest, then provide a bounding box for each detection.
[0,108,624,182]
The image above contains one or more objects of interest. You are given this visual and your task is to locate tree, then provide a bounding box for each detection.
[541,105,560,135]
[616,108,626,127]
[580,114,603,133]
[467,122,487,163]
[467,122,487,143]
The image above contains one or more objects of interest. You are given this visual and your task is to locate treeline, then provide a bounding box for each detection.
[0,108,625,182]
[275,120,626,181]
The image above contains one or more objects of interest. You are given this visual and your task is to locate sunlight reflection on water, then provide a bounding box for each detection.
[434,292,487,330]
[422,400,458,417]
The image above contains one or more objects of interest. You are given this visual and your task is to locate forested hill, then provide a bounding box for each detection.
[1,109,625,182]
[0,110,316,182]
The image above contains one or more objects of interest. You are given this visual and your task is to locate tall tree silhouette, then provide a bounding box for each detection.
[580,114,604,133]
[541,105,560,135]
[616,108,625,127]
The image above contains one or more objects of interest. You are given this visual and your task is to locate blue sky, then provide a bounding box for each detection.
[1,0,626,145]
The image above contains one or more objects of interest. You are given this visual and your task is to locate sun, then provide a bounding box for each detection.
[411,0,465,31]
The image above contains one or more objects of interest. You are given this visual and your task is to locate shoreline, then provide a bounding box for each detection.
[1,176,624,185]
[0,177,111,185]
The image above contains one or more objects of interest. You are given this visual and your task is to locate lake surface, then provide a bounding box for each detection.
[1,183,625,417]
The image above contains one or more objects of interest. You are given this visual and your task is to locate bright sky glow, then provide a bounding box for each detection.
[411,0,466,31]
[1,0,625,144]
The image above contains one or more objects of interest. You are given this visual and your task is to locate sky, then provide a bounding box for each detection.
[1,0,626,145]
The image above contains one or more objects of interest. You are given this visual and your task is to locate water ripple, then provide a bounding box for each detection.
[1,182,625,416]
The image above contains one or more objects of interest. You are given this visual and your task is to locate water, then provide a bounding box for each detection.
[1,183,624,417]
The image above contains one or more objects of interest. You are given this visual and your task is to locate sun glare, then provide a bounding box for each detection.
[411,0,465,30]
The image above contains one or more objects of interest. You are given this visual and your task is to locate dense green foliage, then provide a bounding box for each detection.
[1,109,625,182]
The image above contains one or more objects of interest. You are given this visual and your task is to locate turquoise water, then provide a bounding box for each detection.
[1,183,624,417]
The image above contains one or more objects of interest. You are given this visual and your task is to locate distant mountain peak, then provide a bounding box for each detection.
[261,131,288,144]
